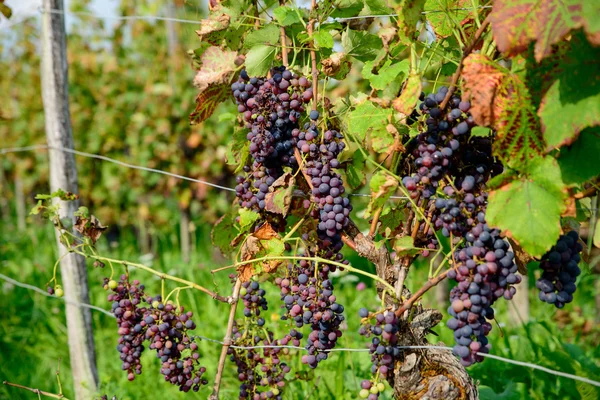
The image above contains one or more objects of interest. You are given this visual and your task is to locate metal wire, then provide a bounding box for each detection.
[1,271,598,389]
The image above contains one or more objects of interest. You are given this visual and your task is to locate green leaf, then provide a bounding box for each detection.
[558,127,600,184]
[265,173,295,216]
[30,200,43,216]
[479,382,528,400]
[341,28,383,62]
[394,236,420,256]
[347,101,392,147]
[425,0,469,37]
[245,45,277,77]
[261,237,285,257]
[366,171,399,217]
[331,0,364,18]
[243,24,281,49]
[360,0,394,16]
[490,0,600,62]
[211,211,239,254]
[345,150,367,189]
[392,72,422,115]
[538,35,600,149]
[397,0,426,44]
[313,30,334,49]
[362,59,410,91]
[239,209,260,232]
[486,157,568,256]
[471,126,492,137]
[273,6,301,26]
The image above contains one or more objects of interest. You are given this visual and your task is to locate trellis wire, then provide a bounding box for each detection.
[0,144,411,199]
[3,144,599,210]
[1,4,495,30]
[1,271,599,389]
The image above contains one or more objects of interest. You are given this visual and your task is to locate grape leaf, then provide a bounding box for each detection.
[195,13,230,45]
[470,127,492,137]
[265,172,295,216]
[243,24,281,49]
[392,72,422,115]
[396,0,426,44]
[366,171,399,218]
[345,150,367,189]
[425,0,470,38]
[461,54,544,168]
[347,101,392,152]
[239,225,285,281]
[239,208,260,232]
[211,211,239,255]
[558,127,600,184]
[594,218,600,248]
[245,45,277,76]
[190,46,239,124]
[362,59,410,91]
[341,29,383,62]
[313,30,335,49]
[486,157,567,256]
[538,36,600,149]
[273,6,302,26]
[361,0,394,16]
[190,84,231,125]
[490,0,600,62]
[225,127,250,171]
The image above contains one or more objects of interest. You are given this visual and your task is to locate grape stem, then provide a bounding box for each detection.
[308,0,318,112]
[3,381,68,400]
[280,0,289,67]
[368,207,383,238]
[70,250,229,303]
[573,186,598,199]
[209,278,242,400]
[394,269,451,317]
[439,15,491,110]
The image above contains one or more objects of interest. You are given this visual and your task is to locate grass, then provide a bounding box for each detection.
[0,210,599,400]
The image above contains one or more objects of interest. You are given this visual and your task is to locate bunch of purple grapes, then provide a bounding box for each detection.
[229,281,290,399]
[143,300,207,392]
[297,125,351,256]
[445,223,520,366]
[232,67,312,211]
[277,258,345,368]
[536,231,582,308]
[106,276,208,392]
[357,308,401,399]
[106,276,148,381]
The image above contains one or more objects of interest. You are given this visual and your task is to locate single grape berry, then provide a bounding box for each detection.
[310,110,320,120]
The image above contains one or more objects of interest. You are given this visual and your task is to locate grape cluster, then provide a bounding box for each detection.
[445,224,520,366]
[143,300,207,392]
[232,67,313,211]
[105,276,208,392]
[536,231,582,308]
[277,258,345,368]
[357,308,401,399]
[229,281,290,399]
[106,276,147,381]
[399,87,521,367]
[297,125,351,255]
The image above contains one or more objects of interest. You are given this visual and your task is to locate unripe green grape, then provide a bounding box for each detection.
[377,382,385,392]
[55,288,64,298]
[359,389,370,398]
[108,280,118,289]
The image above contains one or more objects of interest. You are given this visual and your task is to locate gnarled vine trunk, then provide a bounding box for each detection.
[348,228,478,400]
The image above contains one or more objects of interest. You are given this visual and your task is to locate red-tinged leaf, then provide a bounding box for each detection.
[189,84,231,125]
[264,173,295,217]
[195,13,230,45]
[190,47,239,124]
[462,54,545,168]
[490,0,599,62]
[393,72,422,116]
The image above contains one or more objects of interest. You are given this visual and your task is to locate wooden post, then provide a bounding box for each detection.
[41,1,98,398]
